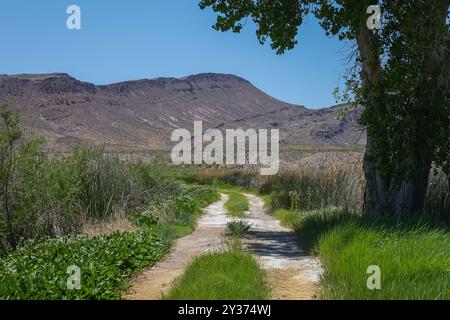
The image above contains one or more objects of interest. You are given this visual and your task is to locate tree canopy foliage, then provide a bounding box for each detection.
[199,0,450,215]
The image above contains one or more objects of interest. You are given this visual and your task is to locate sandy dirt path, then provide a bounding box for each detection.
[242,194,322,300]
[124,192,321,300]
[123,193,230,300]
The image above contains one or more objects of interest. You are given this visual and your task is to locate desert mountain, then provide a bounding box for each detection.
[0,73,365,151]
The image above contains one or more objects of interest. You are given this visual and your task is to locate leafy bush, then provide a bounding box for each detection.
[175,185,218,215]
[126,183,220,243]
[225,220,251,251]
[144,183,215,216]
[320,222,450,299]
[0,231,170,300]
[129,210,159,229]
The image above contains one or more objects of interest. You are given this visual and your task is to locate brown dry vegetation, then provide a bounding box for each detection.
[82,212,138,237]
[195,150,449,220]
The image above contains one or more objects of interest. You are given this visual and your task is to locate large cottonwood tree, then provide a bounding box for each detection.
[199,0,450,216]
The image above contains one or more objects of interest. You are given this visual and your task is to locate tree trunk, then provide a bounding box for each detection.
[358,32,431,216]
[358,1,449,216]
[363,137,389,214]
[356,29,390,216]
[391,154,433,216]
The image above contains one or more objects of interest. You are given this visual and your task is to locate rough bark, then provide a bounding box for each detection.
[356,29,388,215]
[393,156,433,215]
[393,1,449,216]
[359,2,449,216]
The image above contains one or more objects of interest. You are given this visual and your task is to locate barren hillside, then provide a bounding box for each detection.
[0,73,365,151]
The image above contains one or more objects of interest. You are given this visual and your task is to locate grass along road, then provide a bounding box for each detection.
[123,193,231,299]
[136,190,321,300]
[225,191,250,217]
[166,251,270,299]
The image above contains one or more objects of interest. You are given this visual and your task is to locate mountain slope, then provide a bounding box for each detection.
[0,73,365,151]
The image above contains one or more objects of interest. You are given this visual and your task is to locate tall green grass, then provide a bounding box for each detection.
[0,145,157,248]
[259,165,364,213]
[165,252,270,300]
[0,140,218,251]
[0,106,219,251]
[272,209,302,229]
[225,191,249,217]
[293,208,450,299]
[319,222,450,299]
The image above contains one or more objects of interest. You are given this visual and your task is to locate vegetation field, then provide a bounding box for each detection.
[1,105,449,300]
[195,165,450,300]
[0,182,219,300]
[0,230,170,299]
[0,109,220,299]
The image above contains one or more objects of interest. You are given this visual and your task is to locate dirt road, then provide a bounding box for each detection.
[242,194,322,299]
[123,193,231,300]
[124,192,321,300]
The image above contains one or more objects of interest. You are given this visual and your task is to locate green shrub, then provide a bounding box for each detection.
[225,220,252,251]
[135,184,219,242]
[226,220,251,238]
[175,185,218,215]
[129,210,159,229]
[0,231,171,300]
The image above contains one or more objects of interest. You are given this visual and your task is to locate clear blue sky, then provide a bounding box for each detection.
[0,0,352,108]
